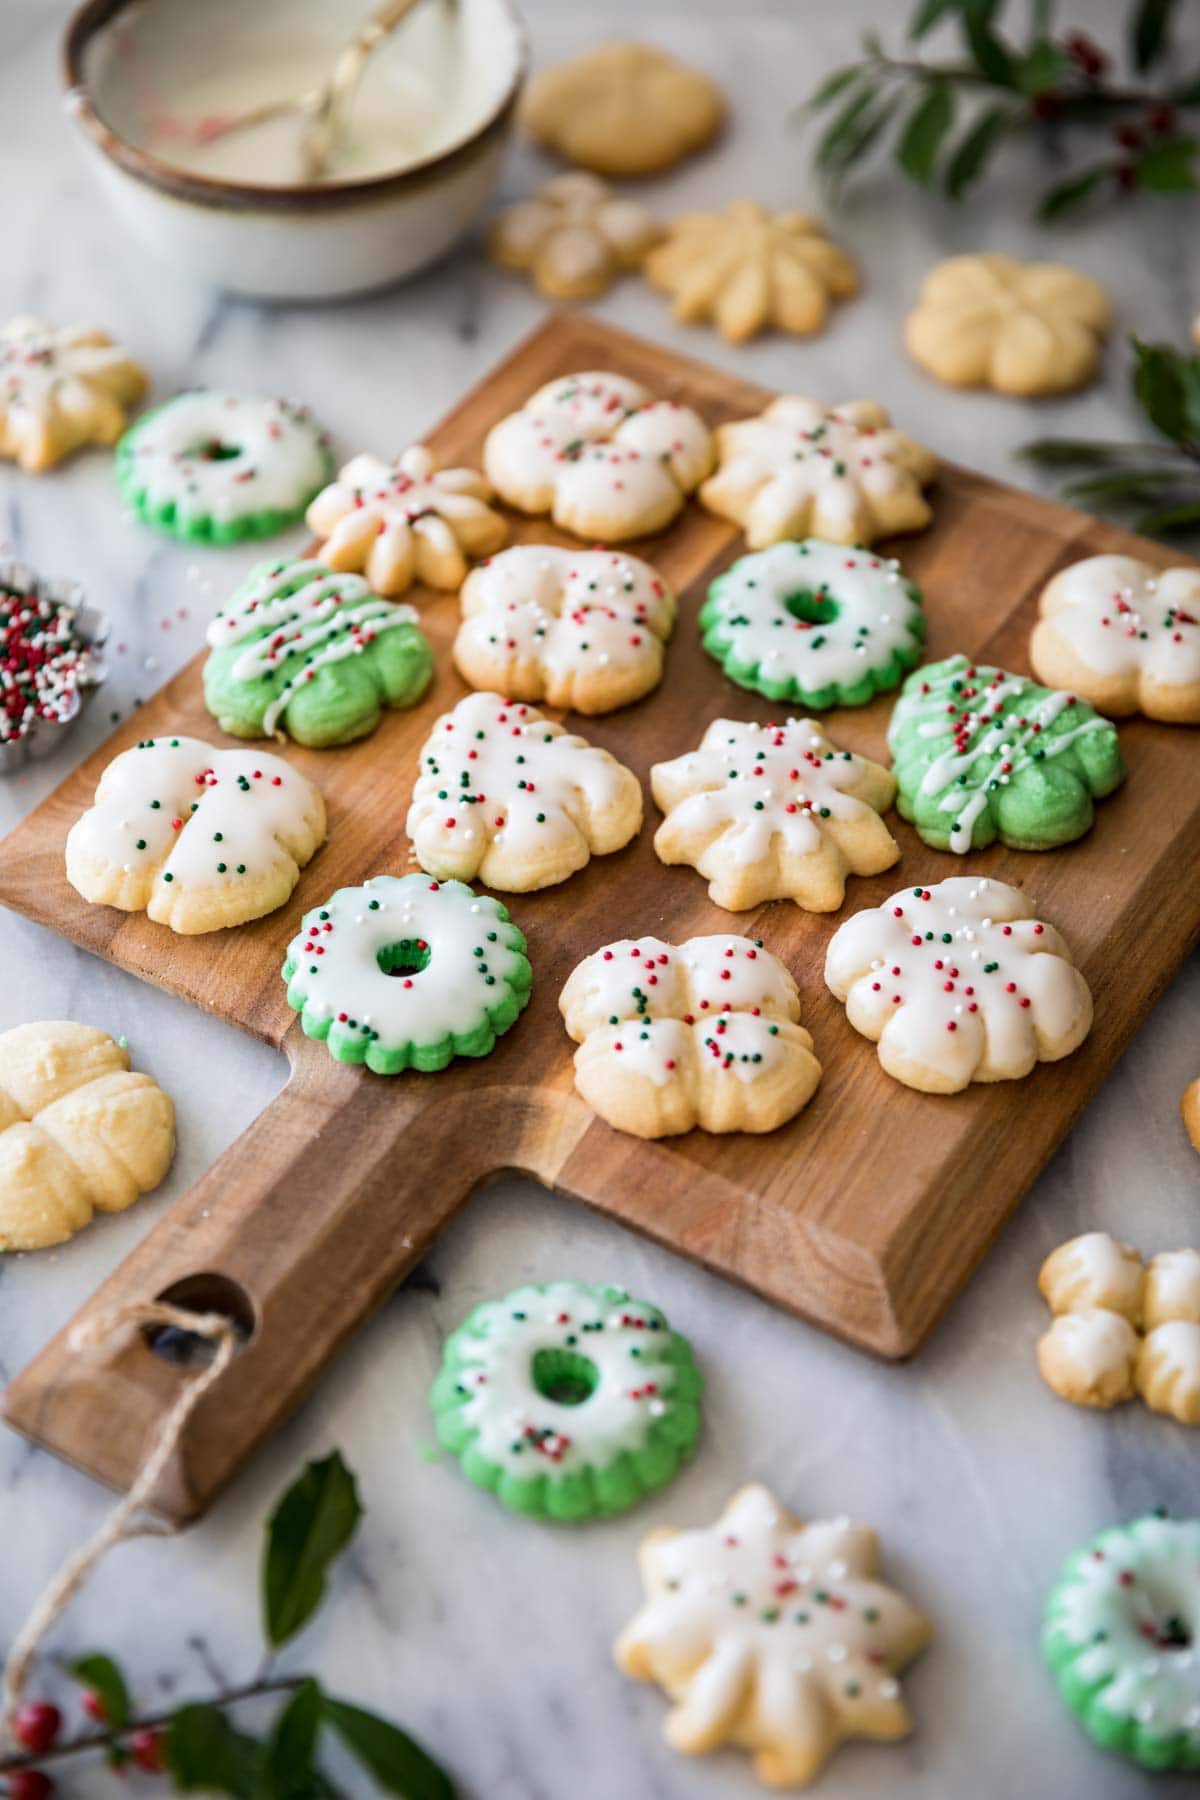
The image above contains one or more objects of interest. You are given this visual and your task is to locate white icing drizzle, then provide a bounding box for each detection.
[122,391,330,523]
[1043,553,1200,687]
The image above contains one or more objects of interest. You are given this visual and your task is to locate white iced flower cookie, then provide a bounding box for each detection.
[824,876,1092,1095]
[1031,553,1200,724]
[0,316,147,472]
[560,934,821,1139]
[407,692,642,892]
[652,717,898,913]
[0,1021,174,1252]
[1037,1232,1200,1425]
[483,370,713,541]
[615,1483,933,1790]
[66,735,326,935]
[454,544,677,714]
[307,445,507,598]
[699,396,937,550]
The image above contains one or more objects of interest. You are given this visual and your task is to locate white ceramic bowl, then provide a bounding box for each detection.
[62,0,527,302]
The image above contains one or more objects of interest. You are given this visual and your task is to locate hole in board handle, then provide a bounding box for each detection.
[144,1273,257,1368]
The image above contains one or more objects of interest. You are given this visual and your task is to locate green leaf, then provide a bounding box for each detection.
[68,1655,130,1729]
[959,0,1017,84]
[944,103,1011,196]
[1015,40,1068,96]
[806,65,866,111]
[167,1704,263,1798]
[262,1450,363,1650]
[321,1699,455,1800]
[1170,71,1200,105]
[897,83,956,183]
[1132,0,1178,71]
[1135,135,1199,192]
[1131,337,1198,444]
[814,80,879,169]
[910,0,959,38]
[1019,437,1186,466]
[1061,468,1195,501]
[1036,165,1110,220]
[262,1682,323,1799]
[1134,499,1200,534]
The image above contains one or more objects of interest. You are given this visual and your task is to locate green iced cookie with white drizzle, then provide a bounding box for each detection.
[282,874,531,1074]
[698,539,925,707]
[203,557,434,746]
[431,1280,702,1522]
[1044,1513,1200,1771]
[888,653,1124,854]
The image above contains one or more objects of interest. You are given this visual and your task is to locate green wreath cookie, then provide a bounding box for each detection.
[430,1280,702,1523]
[282,874,531,1074]
[698,539,925,707]
[1044,1513,1200,1771]
[888,653,1125,854]
[203,557,434,746]
[116,391,333,543]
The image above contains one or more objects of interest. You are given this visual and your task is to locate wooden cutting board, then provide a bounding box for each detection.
[2,313,1198,1524]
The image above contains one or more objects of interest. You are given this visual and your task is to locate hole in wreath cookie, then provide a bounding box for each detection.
[193,439,241,463]
[531,1347,600,1407]
[784,585,840,627]
[145,1272,257,1367]
[377,938,432,980]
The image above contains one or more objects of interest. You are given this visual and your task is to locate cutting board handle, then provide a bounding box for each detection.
[3,1034,587,1523]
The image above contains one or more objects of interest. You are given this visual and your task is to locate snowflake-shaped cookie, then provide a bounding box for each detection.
[905,253,1111,396]
[407,692,642,892]
[65,735,326,935]
[483,370,713,542]
[305,444,507,598]
[1031,553,1200,724]
[615,1483,932,1789]
[646,201,859,343]
[454,544,677,714]
[824,876,1093,1094]
[652,717,898,913]
[699,396,936,549]
[560,934,821,1138]
[489,172,661,300]
[0,316,147,472]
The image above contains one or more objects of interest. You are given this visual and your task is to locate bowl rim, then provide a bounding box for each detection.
[61,0,529,213]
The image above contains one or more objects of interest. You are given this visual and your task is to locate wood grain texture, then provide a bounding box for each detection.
[2,313,1198,1523]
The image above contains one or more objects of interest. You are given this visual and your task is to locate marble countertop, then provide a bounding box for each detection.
[1,2,1198,1795]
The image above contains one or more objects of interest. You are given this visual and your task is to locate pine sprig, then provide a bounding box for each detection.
[1021,337,1200,535]
[805,0,1200,218]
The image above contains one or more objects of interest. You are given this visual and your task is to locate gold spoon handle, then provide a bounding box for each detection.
[299,0,431,180]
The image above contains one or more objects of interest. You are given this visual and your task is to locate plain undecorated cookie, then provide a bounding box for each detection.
[1185,1079,1200,1152]
[1031,554,1200,724]
[521,42,724,177]
[905,253,1111,396]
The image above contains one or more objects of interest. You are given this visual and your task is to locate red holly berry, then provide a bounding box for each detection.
[1147,103,1177,136]
[1113,122,1142,150]
[1030,92,1062,122]
[129,1728,165,1774]
[6,1772,55,1799]
[81,1690,107,1723]
[11,1706,61,1755]
[1064,31,1108,78]
[1115,162,1139,191]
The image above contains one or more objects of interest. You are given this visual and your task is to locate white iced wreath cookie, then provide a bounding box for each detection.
[454,544,677,714]
[0,1021,174,1252]
[824,876,1092,1095]
[652,717,898,913]
[1031,553,1200,724]
[482,370,713,541]
[0,316,147,472]
[615,1483,933,1790]
[560,934,821,1139]
[306,444,507,598]
[407,692,642,892]
[699,396,937,549]
[65,735,326,935]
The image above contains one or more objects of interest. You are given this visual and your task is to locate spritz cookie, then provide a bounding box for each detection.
[408,693,642,892]
[615,1483,933,1789]
[521,42,724,177]
[66,736,325,935]
[0,316,147,472]
[652,717,898,913]
[483,371,713,542]
[888,654,1124,854]
[203,557,433,747]
[488,172,661,301]
[116,391,333,542]
[1185,1079,1200,1153]
[1044,1514,1200,1771]
[906,253,1111,396]
[824,876,1093,1095]
[306,444,507,598]
[454,544,677,714]
[283,873,531,1075]
[1031,554,1200,724]
[699,396,936,549]
[699,540,925,707]
[560,934,821,1139]
[430,1280,702,1523]
[0,1021,174,1253]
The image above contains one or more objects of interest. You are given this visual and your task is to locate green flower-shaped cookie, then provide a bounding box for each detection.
[283,874,531,1074]
[431,1280,702,1523]
[888,653,1124,854]
[1044,1513,1200,1771]
[204,557,434,746]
